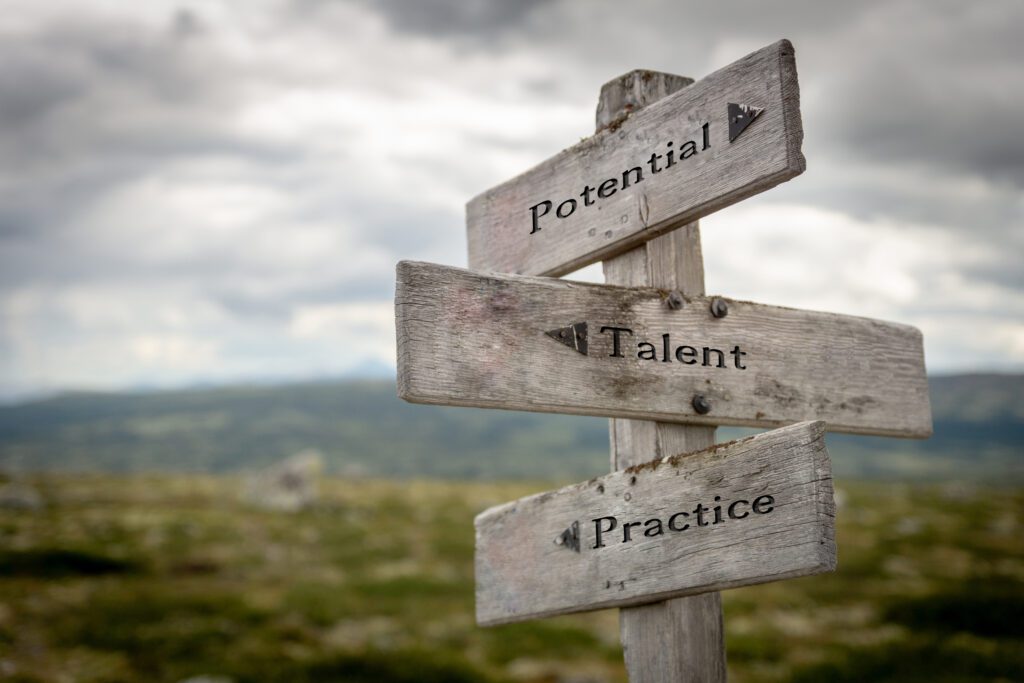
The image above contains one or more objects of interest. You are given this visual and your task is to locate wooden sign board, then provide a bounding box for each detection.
[475,420,835,626]
[396,261,932,438]
[467,39,805,277]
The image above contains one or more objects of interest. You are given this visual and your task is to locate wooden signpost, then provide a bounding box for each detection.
[393,39,932,682]
[476,420,835,626]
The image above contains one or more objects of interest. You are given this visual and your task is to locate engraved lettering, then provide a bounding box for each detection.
[580,184,597,206]
[676,345,698,364]
[728,499,749,519]
[647,151,663,174]
[526,124,710,234]
[586,492,776,550]
[621,166,644,190]
[703,347,726,368]
[556,198,578,219]
[585,325,748,371]
[593,516,618,549]
[731,345,748,370]
[600,326,633,358]
[597,178,618,199]
[694,502,710,527]
[668,511,689,531]
[529,200,552,234]
[643,518,664,537]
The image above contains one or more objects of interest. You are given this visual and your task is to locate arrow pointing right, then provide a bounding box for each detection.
[728,102,765,142]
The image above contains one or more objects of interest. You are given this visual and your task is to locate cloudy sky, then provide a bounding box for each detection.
[1,0,1021,399]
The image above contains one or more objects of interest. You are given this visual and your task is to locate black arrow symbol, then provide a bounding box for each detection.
[545,322,588,355]
[728,102,765,142]
[554,520,580,553]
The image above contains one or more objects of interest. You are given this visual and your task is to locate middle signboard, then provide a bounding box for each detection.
[396,261,932,438]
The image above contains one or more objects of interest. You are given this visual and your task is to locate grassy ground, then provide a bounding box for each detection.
[0,474,1021,682]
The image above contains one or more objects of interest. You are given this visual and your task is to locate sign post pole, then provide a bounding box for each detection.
[597,70,726,683]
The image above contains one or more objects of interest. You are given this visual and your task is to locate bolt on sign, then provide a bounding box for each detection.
[475,421,835,626]
[395,260,932,439]
[467,40,804,277]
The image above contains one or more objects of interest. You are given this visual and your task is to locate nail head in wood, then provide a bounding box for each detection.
[667,290,685,310]
[710,297,729,318]
[692,394,712,415]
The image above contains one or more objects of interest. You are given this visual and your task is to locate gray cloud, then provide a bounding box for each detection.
[0,0,1022,397]
[357,0,552,40]
[809,6,1024,187]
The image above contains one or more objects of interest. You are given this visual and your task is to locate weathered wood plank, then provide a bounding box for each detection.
[595,70,694,133]
[605,226,725,682]
[601,72,726,683]
[474,420,836,626]
[605,225,714,471]
[466,39,805,277]
[619,596,725,682]
[395,261,932,438]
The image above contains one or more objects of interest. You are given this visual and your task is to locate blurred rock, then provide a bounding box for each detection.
[895,516,924,535]
[324,616,405,650]
[177,676,234,683]
[506,658,609,683]
[988,512,1017,536]
[883,555,919,578]
[244,449,322,512]
[940,481,977,501]
[0,482,43,511]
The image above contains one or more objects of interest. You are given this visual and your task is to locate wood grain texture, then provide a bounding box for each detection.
[601,72,725,683]
[466,39,805,277]
[619,596,725,683]
[595,70,695,133]
[605,227,724,683]
[605,225,714,471]
[395,261,933,438]
[474,420,836,626]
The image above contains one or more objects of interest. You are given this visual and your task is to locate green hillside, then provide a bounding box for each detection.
[0,374,1021,482]
[2,474,1022,682]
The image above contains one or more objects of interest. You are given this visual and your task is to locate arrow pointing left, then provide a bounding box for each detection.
[545,322,588,355]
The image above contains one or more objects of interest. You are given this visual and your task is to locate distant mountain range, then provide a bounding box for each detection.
[0,374,1020,483]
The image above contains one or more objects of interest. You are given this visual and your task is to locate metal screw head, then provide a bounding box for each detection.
[692,394,712,415]
[710,297,729,318]
[667,290,685,310]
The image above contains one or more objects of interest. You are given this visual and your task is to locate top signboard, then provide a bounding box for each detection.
[467,40,805,276]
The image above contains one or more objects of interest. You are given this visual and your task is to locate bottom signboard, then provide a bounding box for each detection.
[475,421,836,626]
